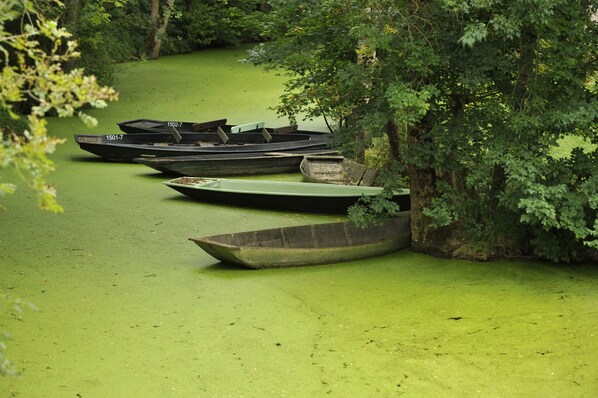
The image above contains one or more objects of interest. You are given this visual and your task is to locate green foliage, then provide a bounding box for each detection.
[0,107,28,138]
[70,0,150,84]
[364,137,408,187]
[500,150,598,262]
[0,0,119,212]
[162,0,268,54]
[364,136,394,172]
[348,187,402,228]
[251,0,598,261]
[248,0,365,124]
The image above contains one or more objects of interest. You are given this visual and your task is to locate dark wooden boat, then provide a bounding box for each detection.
[118,118,232,133]
[118,118,309,135]
[300,155,378,186]
[74,131,332,162]
[133,149,338,176]
[164,177,410,214]
[189,214,411,268]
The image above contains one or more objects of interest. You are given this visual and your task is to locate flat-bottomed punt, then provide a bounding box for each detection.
[134,149,338,176]
[189,215,411,268]
[164,177,410,213]
[300,155,378,185]
[118,118,318,135]
[118,118,232,134]
[75,131,332,162]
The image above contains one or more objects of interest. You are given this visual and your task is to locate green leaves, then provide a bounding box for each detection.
[502,150,598,261]
[0,1,118,213]
[386,83,438,125]
[348,187,402,228]
[458,21,488,47]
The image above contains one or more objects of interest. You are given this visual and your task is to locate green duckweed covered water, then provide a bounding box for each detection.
[1,47,597,397]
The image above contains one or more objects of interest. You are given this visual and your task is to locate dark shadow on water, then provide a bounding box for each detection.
[164,195,201,204]
[70,155,114,163]
[201,262,253,272]
[548,261,598,278]
[197,261,323,279]
[135,170,175,180]
[162,194,303,217]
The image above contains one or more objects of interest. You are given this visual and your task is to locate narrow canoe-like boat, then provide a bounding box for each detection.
[133,149,338,176]
[300,155,378,186]
[74,131,332,162]
[189,214,411,269]
[164,177,410,213]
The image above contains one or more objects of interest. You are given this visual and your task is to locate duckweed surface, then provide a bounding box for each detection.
[1,47,597,397]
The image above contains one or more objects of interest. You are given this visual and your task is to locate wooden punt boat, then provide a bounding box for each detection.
[118,118,311,135]
[163,177,410,214]
[300,155,378,186]
[118,118,232,133]
[133,149,339,176]
[188,214,411,268]
[74,131,332,162]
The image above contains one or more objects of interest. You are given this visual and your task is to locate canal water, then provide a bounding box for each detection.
[1,47,597,397]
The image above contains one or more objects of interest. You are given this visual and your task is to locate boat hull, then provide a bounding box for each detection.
[189,215,411,268]
[75,133,332,162]
[164,177,411,214]
[134,150,338,176]
[118,118,231,134]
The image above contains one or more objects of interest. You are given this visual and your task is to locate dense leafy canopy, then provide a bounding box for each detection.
[51,0,269,79]
[250,0,597,262]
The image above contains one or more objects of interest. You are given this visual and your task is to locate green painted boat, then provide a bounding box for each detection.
[189,214,411,269]
[164,177,411,213]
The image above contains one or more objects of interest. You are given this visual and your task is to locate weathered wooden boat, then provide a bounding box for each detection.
[164,177,410,213]
[133,149,339,176]
[118,118,232,133]
[188,214,411,269]
[74,131,332,162]
[118,118,310,135]
[300,155,378,186]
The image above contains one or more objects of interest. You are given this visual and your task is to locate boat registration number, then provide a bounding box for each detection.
[105,134,124,141]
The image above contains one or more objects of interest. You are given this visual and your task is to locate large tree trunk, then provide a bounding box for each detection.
[146,0,175,59]
[62,0,80,70]
[407,122,461,257]
[385,120,401,162]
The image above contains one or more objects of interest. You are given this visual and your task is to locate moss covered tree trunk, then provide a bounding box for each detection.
[146,0,175,59]
[407,122,460,257]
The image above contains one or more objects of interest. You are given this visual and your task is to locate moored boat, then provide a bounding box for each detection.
[118,118,232,134]
[163,177,410,213]
[189,214,411,268]
[300,155,378,186]
[133,149,338,176]
[74,131,332,162]
[118,118,313,135]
